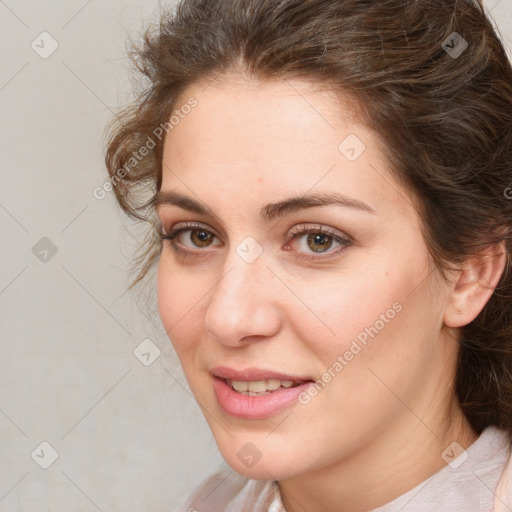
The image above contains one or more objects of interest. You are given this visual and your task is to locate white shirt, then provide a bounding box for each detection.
[176,425,512,511]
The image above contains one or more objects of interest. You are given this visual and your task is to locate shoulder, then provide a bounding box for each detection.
[494,430,512,512]
[174,464,282,512]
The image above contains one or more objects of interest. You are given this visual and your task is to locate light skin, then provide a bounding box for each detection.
[155,75,506,512]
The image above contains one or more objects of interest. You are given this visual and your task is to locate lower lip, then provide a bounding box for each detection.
[212,376,313,420]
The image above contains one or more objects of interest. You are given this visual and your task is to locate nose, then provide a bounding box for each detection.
[203,246,282,347]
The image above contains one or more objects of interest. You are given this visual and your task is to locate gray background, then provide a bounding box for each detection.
[0,1,511,511]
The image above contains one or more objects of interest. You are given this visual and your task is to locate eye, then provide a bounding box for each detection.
[285,224,351,260]
[159,222,221,256]
[158,221,352,260]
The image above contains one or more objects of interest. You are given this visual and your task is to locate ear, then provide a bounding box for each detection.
[444,242,508,328]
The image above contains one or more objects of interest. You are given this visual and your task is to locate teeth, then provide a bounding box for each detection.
[229,378,301,394]
[266,379,281,390]
[231,380,248,392]
[248,380,267,392]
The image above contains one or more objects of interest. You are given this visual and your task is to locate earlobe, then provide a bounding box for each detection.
[444,242,508,328]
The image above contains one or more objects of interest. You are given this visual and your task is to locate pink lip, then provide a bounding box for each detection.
[210,366,311,382]
[210,366,314,420]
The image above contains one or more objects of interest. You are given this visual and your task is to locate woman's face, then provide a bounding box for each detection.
[156,76,457,480]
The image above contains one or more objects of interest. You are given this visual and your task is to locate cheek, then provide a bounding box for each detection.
[157,258,204,354]
[286,268,403,359]
[296,260,441,414]
[289,254,431,375]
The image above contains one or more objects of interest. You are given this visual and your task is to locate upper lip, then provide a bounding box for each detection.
[210,365,313,382]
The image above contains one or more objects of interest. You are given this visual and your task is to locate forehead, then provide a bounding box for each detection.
[160,77,413,220]
[165,76,356,157]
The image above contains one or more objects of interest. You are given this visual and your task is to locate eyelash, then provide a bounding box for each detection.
[158,221,352,261]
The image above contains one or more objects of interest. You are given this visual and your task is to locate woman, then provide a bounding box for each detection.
[105,0,512,510]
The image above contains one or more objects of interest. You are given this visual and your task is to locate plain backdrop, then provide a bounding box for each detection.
[1,1,511,511]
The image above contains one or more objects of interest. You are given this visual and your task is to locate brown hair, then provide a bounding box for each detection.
[105,0,512,437]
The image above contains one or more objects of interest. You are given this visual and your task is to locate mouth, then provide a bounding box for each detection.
[223,377,307,396]
[210,366,315,419]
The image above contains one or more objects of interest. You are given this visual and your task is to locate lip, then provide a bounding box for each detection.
[210,366,314,420]
[210,365,312,382]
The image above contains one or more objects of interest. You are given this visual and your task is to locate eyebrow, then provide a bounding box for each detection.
[152,190,377,222]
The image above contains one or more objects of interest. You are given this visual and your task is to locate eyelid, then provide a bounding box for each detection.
[160,220,219,237]
[287,223,350,241]
[160,221,349,240]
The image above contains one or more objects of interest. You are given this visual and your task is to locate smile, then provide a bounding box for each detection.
[210,366,314,419]
[227,378,304,395]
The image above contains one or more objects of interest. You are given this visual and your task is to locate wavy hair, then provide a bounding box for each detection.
[105,0,512,437]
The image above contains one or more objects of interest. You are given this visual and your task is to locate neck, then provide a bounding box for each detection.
[278,399,477,512]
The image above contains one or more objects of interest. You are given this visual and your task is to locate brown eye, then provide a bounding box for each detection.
[188,229,215,248]
[306,233,334,252]
[159,223,221,254]
[159,222,351,261]
[286,224,352,261]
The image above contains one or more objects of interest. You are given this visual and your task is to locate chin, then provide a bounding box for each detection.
[224,454,296,481]
[214,435,304,481]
